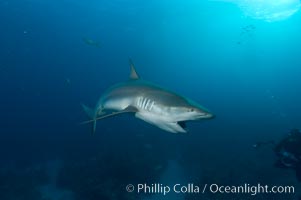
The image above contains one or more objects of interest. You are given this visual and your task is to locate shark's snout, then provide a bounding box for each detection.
[204,113,215,119]
[195,110,215,119]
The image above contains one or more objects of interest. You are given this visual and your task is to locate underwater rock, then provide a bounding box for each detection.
[56,146,167,200]
[0,164,49,200]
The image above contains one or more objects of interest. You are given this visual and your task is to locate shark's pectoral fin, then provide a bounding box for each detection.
[122,105,138,113]
[80,106,138,125]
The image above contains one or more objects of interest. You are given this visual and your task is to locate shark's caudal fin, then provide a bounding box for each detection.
[129,58,140,80]
[81,104,97,135]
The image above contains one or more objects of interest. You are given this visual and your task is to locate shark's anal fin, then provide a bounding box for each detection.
[129,58,140,80]
[80,106,138,133]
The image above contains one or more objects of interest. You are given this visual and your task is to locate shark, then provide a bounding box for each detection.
[81,60,214,134]
[82,37,101,48]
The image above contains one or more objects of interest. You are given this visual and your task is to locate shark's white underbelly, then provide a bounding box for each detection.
[102,95,187,133]
[102,97,134,111]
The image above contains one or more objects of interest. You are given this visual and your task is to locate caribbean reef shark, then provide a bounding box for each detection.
[82,60,214,134]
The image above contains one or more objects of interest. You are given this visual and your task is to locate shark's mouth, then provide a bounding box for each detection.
[178,121,187,130]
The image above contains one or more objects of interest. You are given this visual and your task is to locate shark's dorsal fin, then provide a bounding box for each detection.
[129,58,140,80]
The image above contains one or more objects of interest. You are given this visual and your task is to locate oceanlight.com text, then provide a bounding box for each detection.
[208,183,295,196]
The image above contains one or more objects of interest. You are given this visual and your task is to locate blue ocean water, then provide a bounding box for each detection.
[0,0,301,199]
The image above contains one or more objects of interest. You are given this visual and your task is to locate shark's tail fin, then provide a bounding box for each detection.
[81,104,97,135]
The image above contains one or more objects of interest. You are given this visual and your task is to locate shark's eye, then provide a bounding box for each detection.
[189,108,194,112]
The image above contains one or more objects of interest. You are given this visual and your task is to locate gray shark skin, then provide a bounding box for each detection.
[82,60,214,134]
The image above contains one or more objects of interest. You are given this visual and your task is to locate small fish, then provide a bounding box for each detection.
[65,78,71,85]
